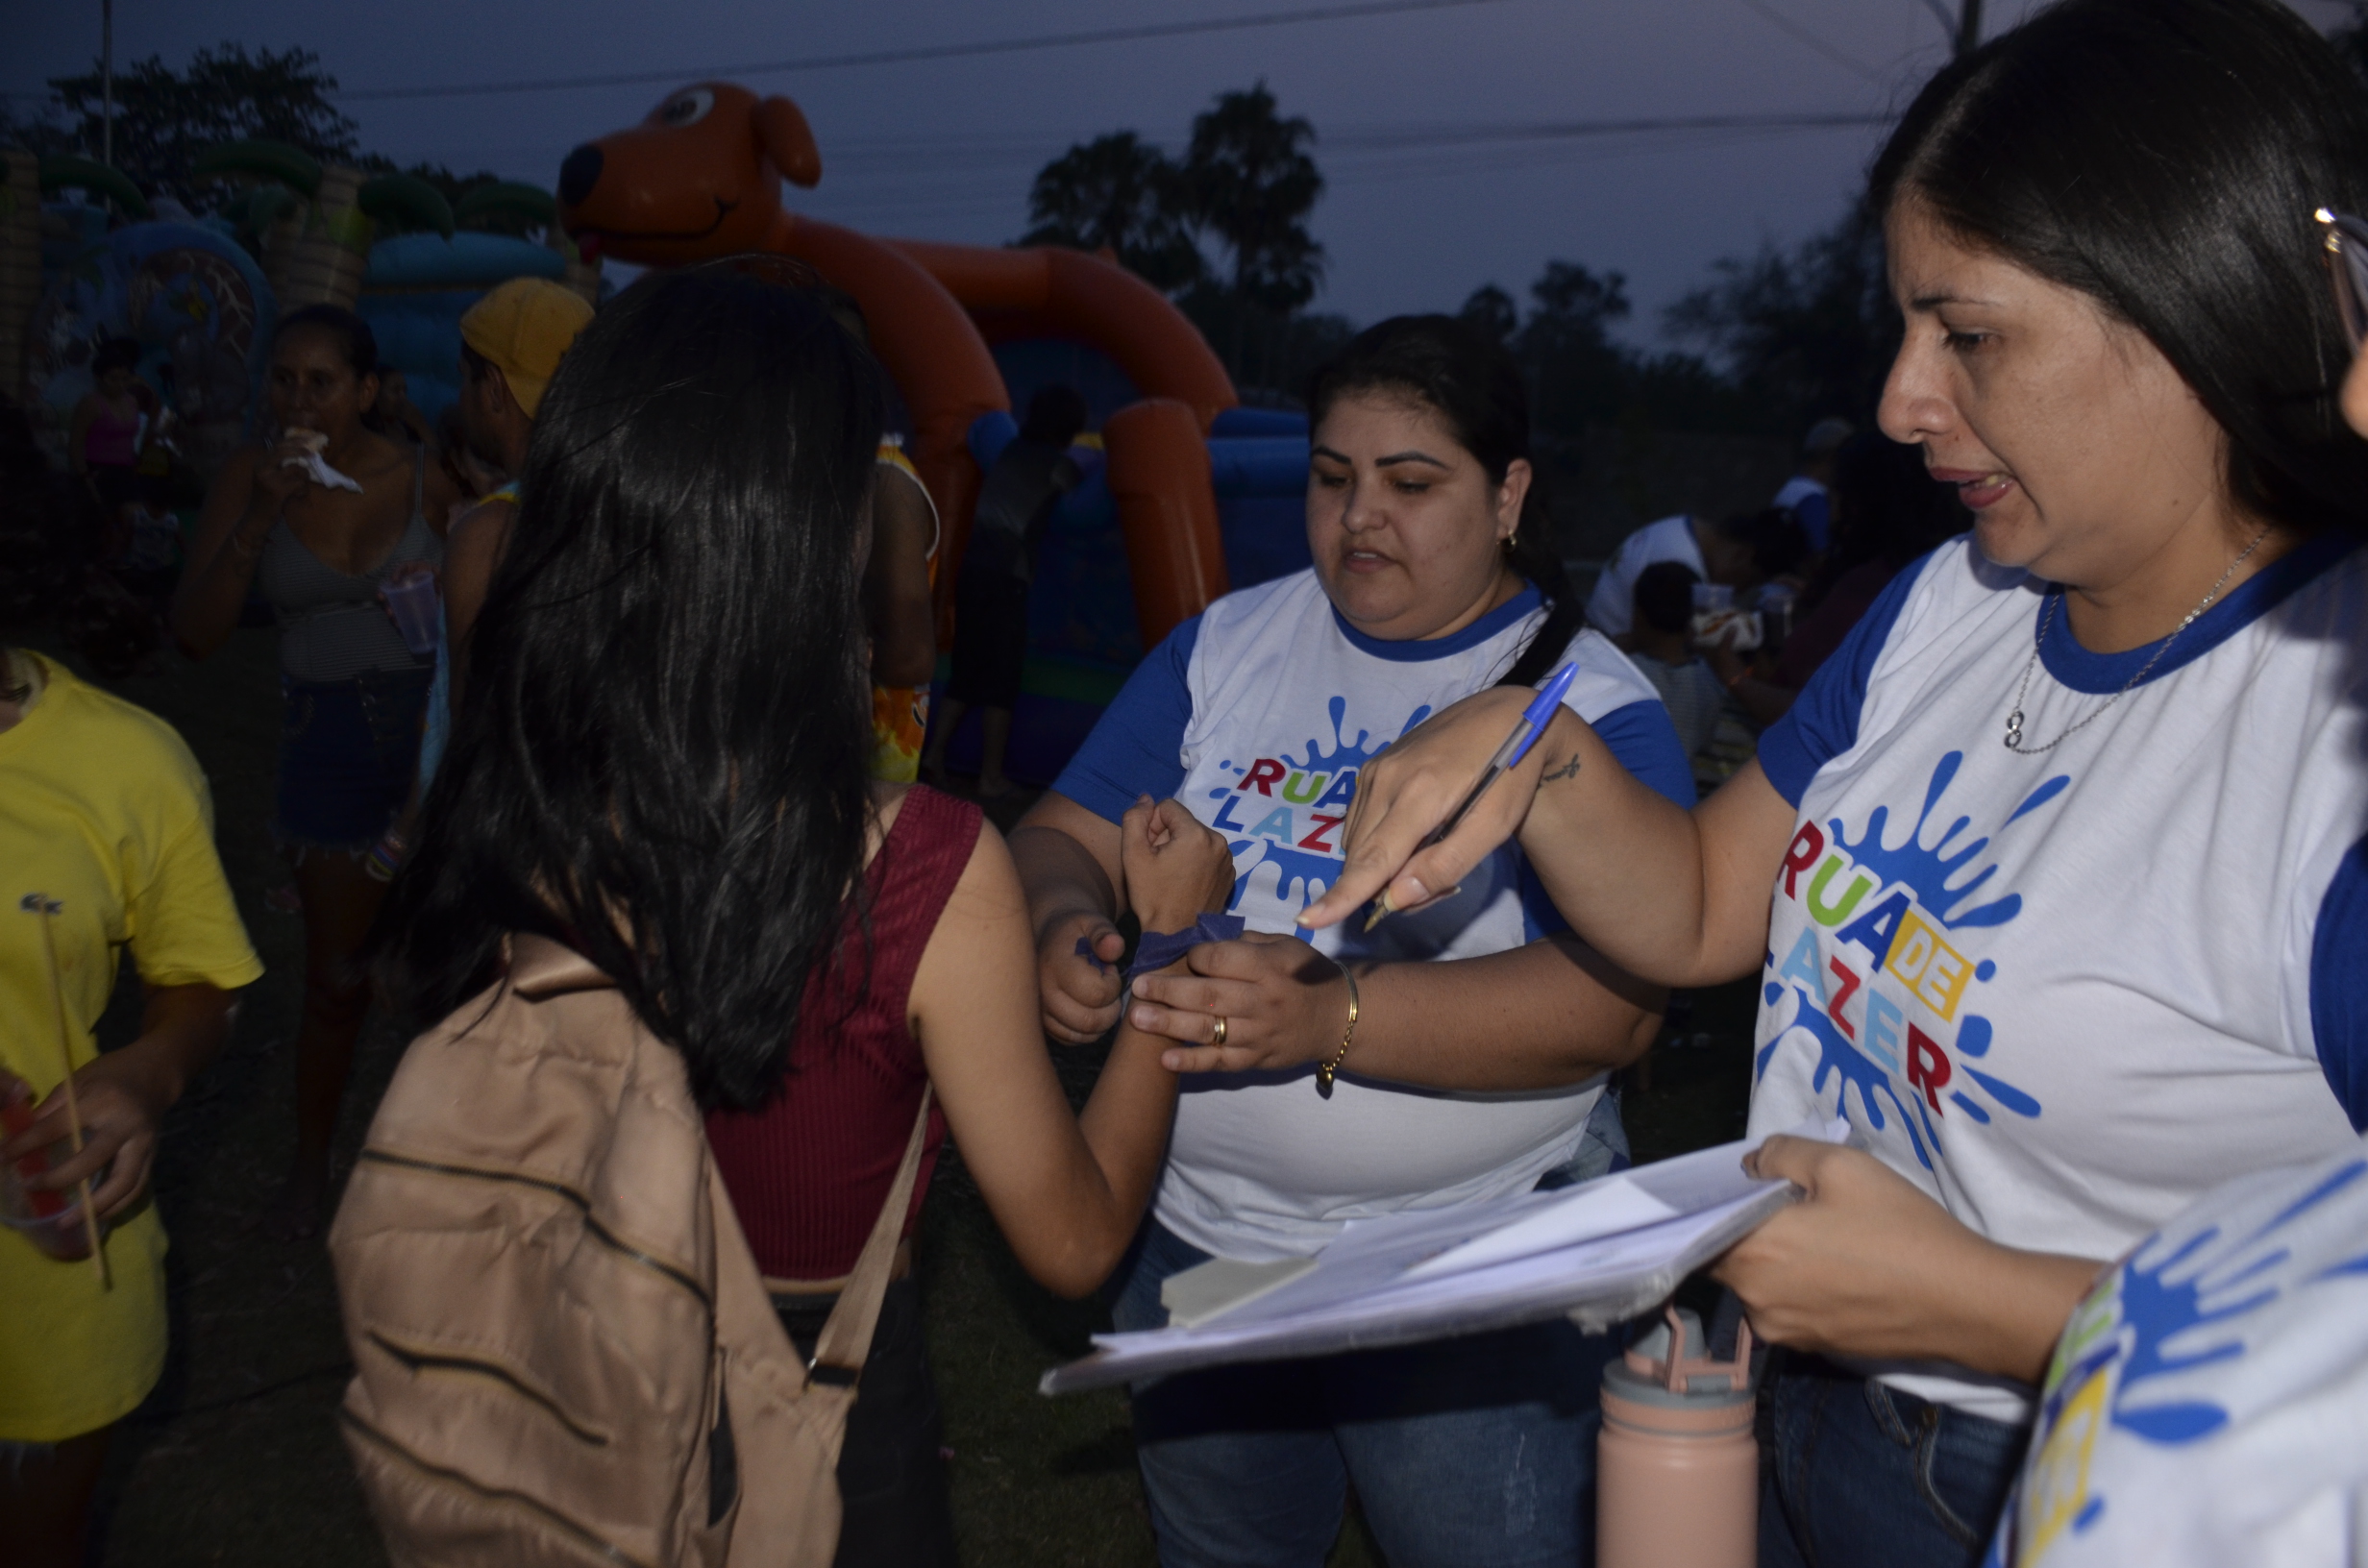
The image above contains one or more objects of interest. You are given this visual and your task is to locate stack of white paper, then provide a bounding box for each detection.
[1041,1117,1846,1395]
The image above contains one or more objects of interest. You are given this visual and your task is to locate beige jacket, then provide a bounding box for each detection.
[328,935,923,1568]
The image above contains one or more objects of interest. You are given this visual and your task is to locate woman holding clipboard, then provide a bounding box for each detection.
[1299,3,2368,1562]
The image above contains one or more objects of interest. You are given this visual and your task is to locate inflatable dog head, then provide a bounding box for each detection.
[556,83,819,266]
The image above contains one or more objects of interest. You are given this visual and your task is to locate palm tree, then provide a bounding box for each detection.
[1179,84,1324,376]
[1182,83,1325,315]
[1021,132,1202,291]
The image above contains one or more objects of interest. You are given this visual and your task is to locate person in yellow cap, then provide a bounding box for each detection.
[442,279,595,703]
[363,280,594,893]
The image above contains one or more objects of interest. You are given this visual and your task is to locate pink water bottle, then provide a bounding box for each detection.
[1597,1306,1758,1568]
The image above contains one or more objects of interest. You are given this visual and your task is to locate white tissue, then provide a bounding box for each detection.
[284,451,363,494]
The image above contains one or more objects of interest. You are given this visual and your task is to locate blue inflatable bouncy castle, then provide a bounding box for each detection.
[27,218,277,481]
[936,329,1312,783]
[358,232,580,428]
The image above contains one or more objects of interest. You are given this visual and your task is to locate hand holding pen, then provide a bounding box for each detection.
[1307,663,1581,933]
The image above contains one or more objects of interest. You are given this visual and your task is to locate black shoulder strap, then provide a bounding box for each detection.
[1498,583,1584,690]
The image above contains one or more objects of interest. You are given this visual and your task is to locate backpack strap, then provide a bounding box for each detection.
[805,1086,932,1386]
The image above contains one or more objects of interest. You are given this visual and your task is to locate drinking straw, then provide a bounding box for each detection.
[21,894,109,1287]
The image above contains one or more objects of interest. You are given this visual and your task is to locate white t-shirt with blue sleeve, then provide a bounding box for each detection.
[1989,1133,2368,1568]
[1055,569,1694,1262]
[1584,513,1705,638]
[1748,533,2368,1424]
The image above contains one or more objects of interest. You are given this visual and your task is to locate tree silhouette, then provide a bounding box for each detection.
[1457,283,1518,345]
[1522,262,1631,349]
[1021,132,1202,290]
[39,45,362,208]
[1517,262,1637,433]
[1664,205,1895,435]
[1180,83,1325,314]
[19,44,511,232]
[1461,264,1757,440]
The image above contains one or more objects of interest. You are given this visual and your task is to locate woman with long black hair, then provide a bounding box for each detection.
[371,259,1233,1563]
[1309,2,2368,1561]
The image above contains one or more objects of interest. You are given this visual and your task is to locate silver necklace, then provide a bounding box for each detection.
[2002,527,2269,754]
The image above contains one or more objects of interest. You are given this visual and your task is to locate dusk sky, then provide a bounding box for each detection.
[10,0,2354,350]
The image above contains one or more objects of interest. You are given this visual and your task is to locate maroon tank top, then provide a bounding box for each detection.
[706,786,982,1279]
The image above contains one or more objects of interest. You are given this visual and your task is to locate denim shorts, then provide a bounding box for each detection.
[274,668,432,854]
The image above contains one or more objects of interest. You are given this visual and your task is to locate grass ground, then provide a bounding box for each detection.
[60,627,1757,1566]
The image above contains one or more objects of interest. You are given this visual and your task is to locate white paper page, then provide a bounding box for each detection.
[1400,1180,1679,1281]
[1047,1190,1780,1392]
[1401,1113,1842,1282]
[1220,1194,1764,1347]
[1039,1115,1848,1395]
[1210,1188,1575,1326]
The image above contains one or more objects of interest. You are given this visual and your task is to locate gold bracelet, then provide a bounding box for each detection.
[1314,959,1359,1099]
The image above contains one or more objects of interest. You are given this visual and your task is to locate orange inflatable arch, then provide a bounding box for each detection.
[556,81,1237,649]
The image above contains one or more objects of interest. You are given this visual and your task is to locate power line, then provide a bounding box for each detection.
[368,110,1898,204]
[824,110,1895,159]
[807,119,1886,221]
[1735,0,1892,86]
[694,114,1894,225]
[388,110,1895,191]
[1325,111,1889,150]
[324,0,1513,104]
[689,111,1901,166]
[1915,0,1962,42]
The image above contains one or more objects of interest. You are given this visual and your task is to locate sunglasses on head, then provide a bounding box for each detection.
[2316,208,2368,352]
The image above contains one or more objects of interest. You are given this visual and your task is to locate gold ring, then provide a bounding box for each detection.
[1212,1016,1229,1047]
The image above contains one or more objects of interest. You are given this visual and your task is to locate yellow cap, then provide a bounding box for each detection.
[459,279,594,419]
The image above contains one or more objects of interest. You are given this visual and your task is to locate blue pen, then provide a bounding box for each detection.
[1365,662,1580,932]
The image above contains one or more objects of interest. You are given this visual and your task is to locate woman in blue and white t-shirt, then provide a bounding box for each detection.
[1983,168,2368,1568]
[1307,4,2368,1564]
[1010,315,1692,1566]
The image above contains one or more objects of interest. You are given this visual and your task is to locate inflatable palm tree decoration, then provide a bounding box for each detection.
[194,140,455,312]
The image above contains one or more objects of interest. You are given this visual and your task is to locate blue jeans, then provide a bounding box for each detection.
[1113,1218,1619,1568]
[1759,1355,2030,1568]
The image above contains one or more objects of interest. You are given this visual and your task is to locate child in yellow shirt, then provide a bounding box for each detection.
[1,433,261,1566]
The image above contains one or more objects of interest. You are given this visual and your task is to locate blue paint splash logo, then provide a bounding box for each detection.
[1286,694,1428,774]
[2013,1157,2368,1550]
[1832,752,2068,931]
[1761,750,2062,1162]
[1215,697,1435,915]
[1761,981,1944,1167]
[2106,1158,2368,1444]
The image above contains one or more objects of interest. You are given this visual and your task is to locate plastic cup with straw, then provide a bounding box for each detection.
[17,894,110,1287]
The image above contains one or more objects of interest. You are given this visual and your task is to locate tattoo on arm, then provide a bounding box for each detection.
[1542,754,1583,782]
